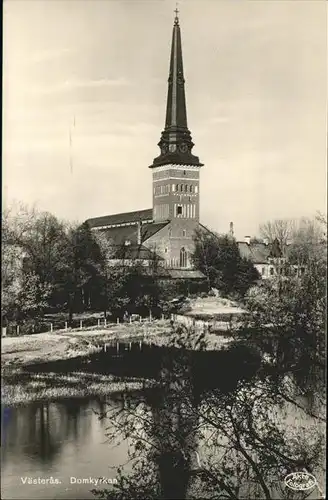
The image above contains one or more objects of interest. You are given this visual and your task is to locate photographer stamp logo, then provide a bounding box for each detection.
[284,472,317,492]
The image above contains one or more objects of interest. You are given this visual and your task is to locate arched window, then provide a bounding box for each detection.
[190,185,193,193]
[176,184,179,192]
[180,247,187,268]
[185,184,188,192]
[180,184,183,192]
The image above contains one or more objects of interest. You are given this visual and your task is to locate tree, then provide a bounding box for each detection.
[288,216,326,268]
[245,216,326,405]
[260,219,295,253]
[1,266,51,324]
[91,217,325,500]
[2,204,65,321]
[92,326,325,500]
[2,202,108,323]
[3,203,68,313]
[55,222,106,323]
[191,229,259,297]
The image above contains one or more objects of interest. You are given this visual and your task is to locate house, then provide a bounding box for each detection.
[237,237,304,279]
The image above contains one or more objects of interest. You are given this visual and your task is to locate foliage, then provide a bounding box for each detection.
[245,215,326,398]
[191,229,259,297]
[2,270,51,324]
[91,220,326,500]
[53,222,105,322]
[92,326,325,500]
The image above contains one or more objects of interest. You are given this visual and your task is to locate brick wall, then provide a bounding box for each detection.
[144,220,201,268]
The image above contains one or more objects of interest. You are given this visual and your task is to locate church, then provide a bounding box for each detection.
[86,10,206,279]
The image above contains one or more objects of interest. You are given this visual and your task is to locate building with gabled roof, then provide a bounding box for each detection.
[237,237,305,279]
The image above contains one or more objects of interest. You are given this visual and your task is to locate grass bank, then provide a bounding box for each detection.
[2,368,152,406]
[2,321,171,406]
[2,321,173,367]
[1,318,237,406]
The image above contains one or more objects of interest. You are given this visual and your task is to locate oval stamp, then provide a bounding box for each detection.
[284,471,317,492]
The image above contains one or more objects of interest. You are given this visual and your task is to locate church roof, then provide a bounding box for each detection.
[86,208,153,229]
[88,218,169,246]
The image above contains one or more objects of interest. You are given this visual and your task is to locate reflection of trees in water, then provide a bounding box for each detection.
[2,402,62,463]
[92,347,202,499]
[59,397,91,442]
[92,329,325,500]
[2,398,99,466]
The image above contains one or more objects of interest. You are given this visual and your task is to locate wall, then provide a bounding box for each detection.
[144,221,201,269]
[152,164,200,223]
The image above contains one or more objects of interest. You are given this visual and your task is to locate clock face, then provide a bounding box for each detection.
[169,143,177,153]
[179,143,188,153]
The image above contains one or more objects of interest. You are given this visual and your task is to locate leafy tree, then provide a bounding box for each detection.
[2,203,107,323]
[191,229,259,297]
[92,218,326,500]
[54,222,106,323]
[92,326,325,500]
[2,268,51,324]
[244,220,326,403]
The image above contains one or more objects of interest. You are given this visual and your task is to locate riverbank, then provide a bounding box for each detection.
[1,321,172,368]
[1,318,238,406]
[1,322,172,406]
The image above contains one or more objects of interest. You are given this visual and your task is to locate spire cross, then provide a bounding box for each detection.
[174,3,179,23]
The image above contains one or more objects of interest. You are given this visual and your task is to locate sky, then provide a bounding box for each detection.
[3,0,327,239]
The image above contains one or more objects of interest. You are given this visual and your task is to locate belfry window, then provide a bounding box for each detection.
[190,185,193,193]
[180,247,187,268]
[177,205,182,216]
[185,185,188,192]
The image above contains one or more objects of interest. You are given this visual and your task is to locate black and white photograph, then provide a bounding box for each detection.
[1,0,326,499]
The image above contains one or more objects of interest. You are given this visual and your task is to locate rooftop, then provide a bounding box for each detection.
[86,208,153,229]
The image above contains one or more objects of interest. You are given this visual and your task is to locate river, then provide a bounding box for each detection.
[1,341,325,500]
[2,392,324,500]
[1,397,131,500]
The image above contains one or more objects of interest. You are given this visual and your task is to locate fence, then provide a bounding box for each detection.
[1,313,168,338]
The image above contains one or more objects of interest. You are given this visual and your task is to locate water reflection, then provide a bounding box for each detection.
[1,397,130,500]
[1,341,324,500]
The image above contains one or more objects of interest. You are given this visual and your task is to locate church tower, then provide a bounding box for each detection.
[149,9,203,268]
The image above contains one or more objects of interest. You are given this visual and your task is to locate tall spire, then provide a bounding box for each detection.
[150,9,203,168]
